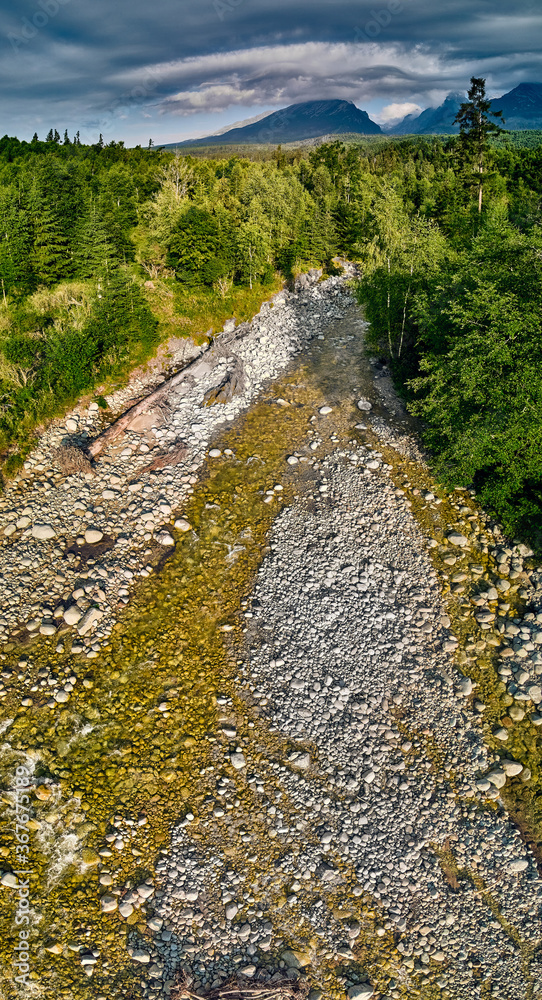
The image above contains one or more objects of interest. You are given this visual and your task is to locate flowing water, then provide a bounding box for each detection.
[0,298,539,1000]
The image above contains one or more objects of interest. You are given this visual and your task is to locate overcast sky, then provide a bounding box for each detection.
[1,0,541,144]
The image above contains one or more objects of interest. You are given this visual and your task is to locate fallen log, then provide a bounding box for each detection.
[171,973,309,1000]
[87,352,211,460]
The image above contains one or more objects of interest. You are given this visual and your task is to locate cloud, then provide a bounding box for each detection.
[376,101,423,123]
[0,0,541,141]
[148,39,538,118]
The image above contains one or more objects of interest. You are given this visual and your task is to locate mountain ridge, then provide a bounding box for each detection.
[388,82,542,135]
[162,99,382,147]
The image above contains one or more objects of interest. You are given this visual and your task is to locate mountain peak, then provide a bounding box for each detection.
[388,82,542,135]
[172,99,382,147]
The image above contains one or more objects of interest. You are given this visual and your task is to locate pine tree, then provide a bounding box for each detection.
[46,129,54,143]
[72,203,117,278]
[32,132,39,143]
[63,129,70,145]
[54,129,61,144]
[28,189,70,284]
[454,77,505,213]
[74,131,81,146]
[0,195,34,294]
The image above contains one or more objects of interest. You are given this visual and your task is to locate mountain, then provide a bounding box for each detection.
[172,100,382,146]
[387,94,463,135]
[206,111,274,136]
[490,82,542,129]
[388,82,542,135]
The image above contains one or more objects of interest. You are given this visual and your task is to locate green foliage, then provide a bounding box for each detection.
[1,122,542,546]
[408,223,542,540]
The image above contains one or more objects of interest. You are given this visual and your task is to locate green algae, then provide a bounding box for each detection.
[1,303,540,999]
[0,374,322,998]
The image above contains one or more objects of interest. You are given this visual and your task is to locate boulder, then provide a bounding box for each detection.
[32,524,56,540]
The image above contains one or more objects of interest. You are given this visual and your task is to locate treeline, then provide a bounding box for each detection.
[353,128,542,544]
[1,128,542,544]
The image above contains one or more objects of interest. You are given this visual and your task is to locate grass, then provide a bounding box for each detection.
[143,274,284,345]
[0,272,285,479]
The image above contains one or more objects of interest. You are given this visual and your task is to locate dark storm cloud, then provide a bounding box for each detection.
[0,0,540,138]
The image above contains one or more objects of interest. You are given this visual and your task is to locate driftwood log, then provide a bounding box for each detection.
[87,354,214,460]
[87,343,246,461]
[171,974,309,1000]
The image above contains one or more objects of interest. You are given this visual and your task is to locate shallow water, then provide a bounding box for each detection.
[1,296,538,999]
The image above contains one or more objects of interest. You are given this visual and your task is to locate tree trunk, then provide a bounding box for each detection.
[87,347,210,459]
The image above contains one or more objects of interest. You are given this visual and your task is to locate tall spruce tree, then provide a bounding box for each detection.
[72,203,117,279]
[454,77,504,213]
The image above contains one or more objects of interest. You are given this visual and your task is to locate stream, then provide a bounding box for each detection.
[1,286,541,1000]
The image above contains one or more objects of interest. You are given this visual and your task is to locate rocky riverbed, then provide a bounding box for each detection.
[1,269,542,1000]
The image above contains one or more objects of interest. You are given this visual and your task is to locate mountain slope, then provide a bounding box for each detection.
[389,82,542,135]
[490,82,542,129]
[174,99,382,146]
[388,94,462,135]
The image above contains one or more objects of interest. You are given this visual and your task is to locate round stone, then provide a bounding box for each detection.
[319,406,333,415]
[100,894,118,912]
[508,859,529,873]
[230,752,246,770]
[487,768,506,789]
[357,399,372,412]
[527,685,542,703]
[501,760,523,777]
[174,518,191,532]
[209,449,222,458]
[32,524,56,540]
[84,528,104,544]
[155,531,174,546]
[54,690,70,703]
[129,949,150,964]
[286,456,299,465]
[348,985,374,1000]
[64,606,83,625]
[447,532,469,547]
[40,623,57,636]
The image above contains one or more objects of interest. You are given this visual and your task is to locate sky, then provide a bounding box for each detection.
[1,0,541,144]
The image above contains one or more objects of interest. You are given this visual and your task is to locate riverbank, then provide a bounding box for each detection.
[0,268,344,659]
[0,270,541,1000]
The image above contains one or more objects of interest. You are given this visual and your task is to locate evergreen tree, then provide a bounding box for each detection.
[63,129,71,145]
[31,132,39,143]
[46,129,54,143]
[454,77,505,213]
[72,203,118,279]
[0,196,34,294]
[28,190,70,284]
[54,129,61,144]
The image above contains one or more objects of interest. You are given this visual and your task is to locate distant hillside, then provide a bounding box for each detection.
[387,94,463,135]
[163,100,382,147]
[389,82,542,135]
[491,82,542,130]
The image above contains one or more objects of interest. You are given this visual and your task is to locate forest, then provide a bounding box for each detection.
[0,101,541,545]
